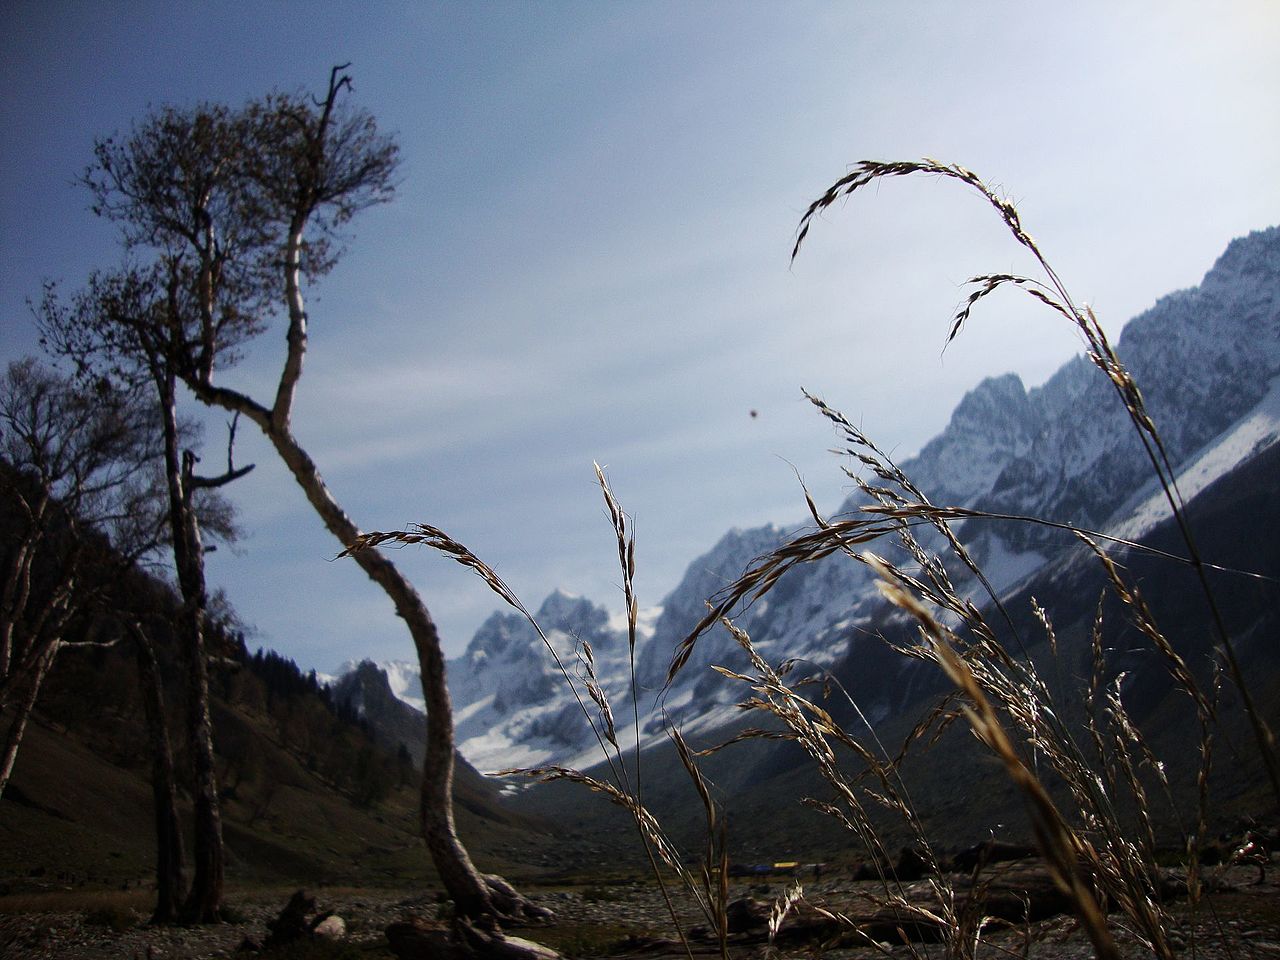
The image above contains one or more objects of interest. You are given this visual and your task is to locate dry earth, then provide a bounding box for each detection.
[0,867,1278,959]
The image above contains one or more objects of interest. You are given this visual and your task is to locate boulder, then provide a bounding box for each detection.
[262,889,344,949]
[313,915,347,939]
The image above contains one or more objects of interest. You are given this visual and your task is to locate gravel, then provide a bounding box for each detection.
[1,869,1277,959]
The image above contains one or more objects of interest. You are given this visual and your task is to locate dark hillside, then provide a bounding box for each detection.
[747,437,1280,852]
[327,659,535,826]
[524,439,1280,864]
[0,535,556,894]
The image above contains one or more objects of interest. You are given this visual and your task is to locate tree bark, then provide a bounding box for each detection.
[157,372,224,923]
[0,520,43,680]
[130,620,188,924]
[0,642,56,799]
[0,490,72,795]
[183,196,507,912]
[172,70,547,928]
[190,396,498,917]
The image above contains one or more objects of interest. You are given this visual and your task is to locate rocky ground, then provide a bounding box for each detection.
[0,867,1277,959]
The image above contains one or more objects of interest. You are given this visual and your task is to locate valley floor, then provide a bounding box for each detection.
[1,867,1278,959]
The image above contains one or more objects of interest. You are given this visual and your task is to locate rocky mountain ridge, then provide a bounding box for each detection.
[449,589,645,770]
[337,225,1280,772]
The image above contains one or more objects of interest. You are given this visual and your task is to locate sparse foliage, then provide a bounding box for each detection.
[39,172,257,925]
[68,64,556,941]
[0,359,163,798]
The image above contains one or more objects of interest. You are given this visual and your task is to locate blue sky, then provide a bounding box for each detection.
[3,2,1279,671]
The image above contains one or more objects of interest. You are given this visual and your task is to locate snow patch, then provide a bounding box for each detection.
[978,538,1048,596]
[1109,374,1280,542]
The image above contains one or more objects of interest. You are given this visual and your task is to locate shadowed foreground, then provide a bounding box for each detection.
[2,862,1278,959]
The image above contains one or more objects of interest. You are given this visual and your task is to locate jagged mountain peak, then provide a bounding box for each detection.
[444,589,630,770]
[633,523,790,690]
[422,226,1280,773]
[326,659,429,768]
[877,371,1039,511]
[951,372,1029,422]
[1201,224,1280,287]
[348,658,390,681]
[461,589,616,666]
[535,588,609,635]
[464,609,529,661]
[333,657,425,712]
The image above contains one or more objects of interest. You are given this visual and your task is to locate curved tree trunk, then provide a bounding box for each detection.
[177,92,547,927]
[188,374,555,924]
[0,491,74,802]
[233,413,497,917]
[186,404,553,924]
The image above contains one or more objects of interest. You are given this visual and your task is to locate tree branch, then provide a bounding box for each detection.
[186,412,255,491]
[188,461,254,491]
[185,378,271,429]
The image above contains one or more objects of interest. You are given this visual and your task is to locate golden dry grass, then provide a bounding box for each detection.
[347,161,1276,960]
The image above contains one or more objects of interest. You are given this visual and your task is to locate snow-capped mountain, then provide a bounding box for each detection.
[630,523,874,738]
[337,226,1280,774]
[963,229,1280,541]
[446,588,642,771]
[329,589,662,773]
[641,226,1280,725]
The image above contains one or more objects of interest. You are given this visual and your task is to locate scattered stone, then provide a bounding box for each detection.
[3,872,1277,959]
[260,889,346,949]
[263,890,316,948]
[313,914,346,939]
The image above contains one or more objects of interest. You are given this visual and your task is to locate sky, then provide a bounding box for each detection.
[3,2,1279,673]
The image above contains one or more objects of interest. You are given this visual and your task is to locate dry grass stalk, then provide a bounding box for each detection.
[343,160,1271,959]
[651,161,1275,957]
[591,466,727,957]
[866,554,1121,960]
[341,524,629,789]
[792,157,1279,805]
[698,612,978,956]
[346,475,750,958]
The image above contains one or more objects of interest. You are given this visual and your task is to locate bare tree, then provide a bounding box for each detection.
[39,266,252,923]
[70,66,547,929]
[0,358,162,796]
